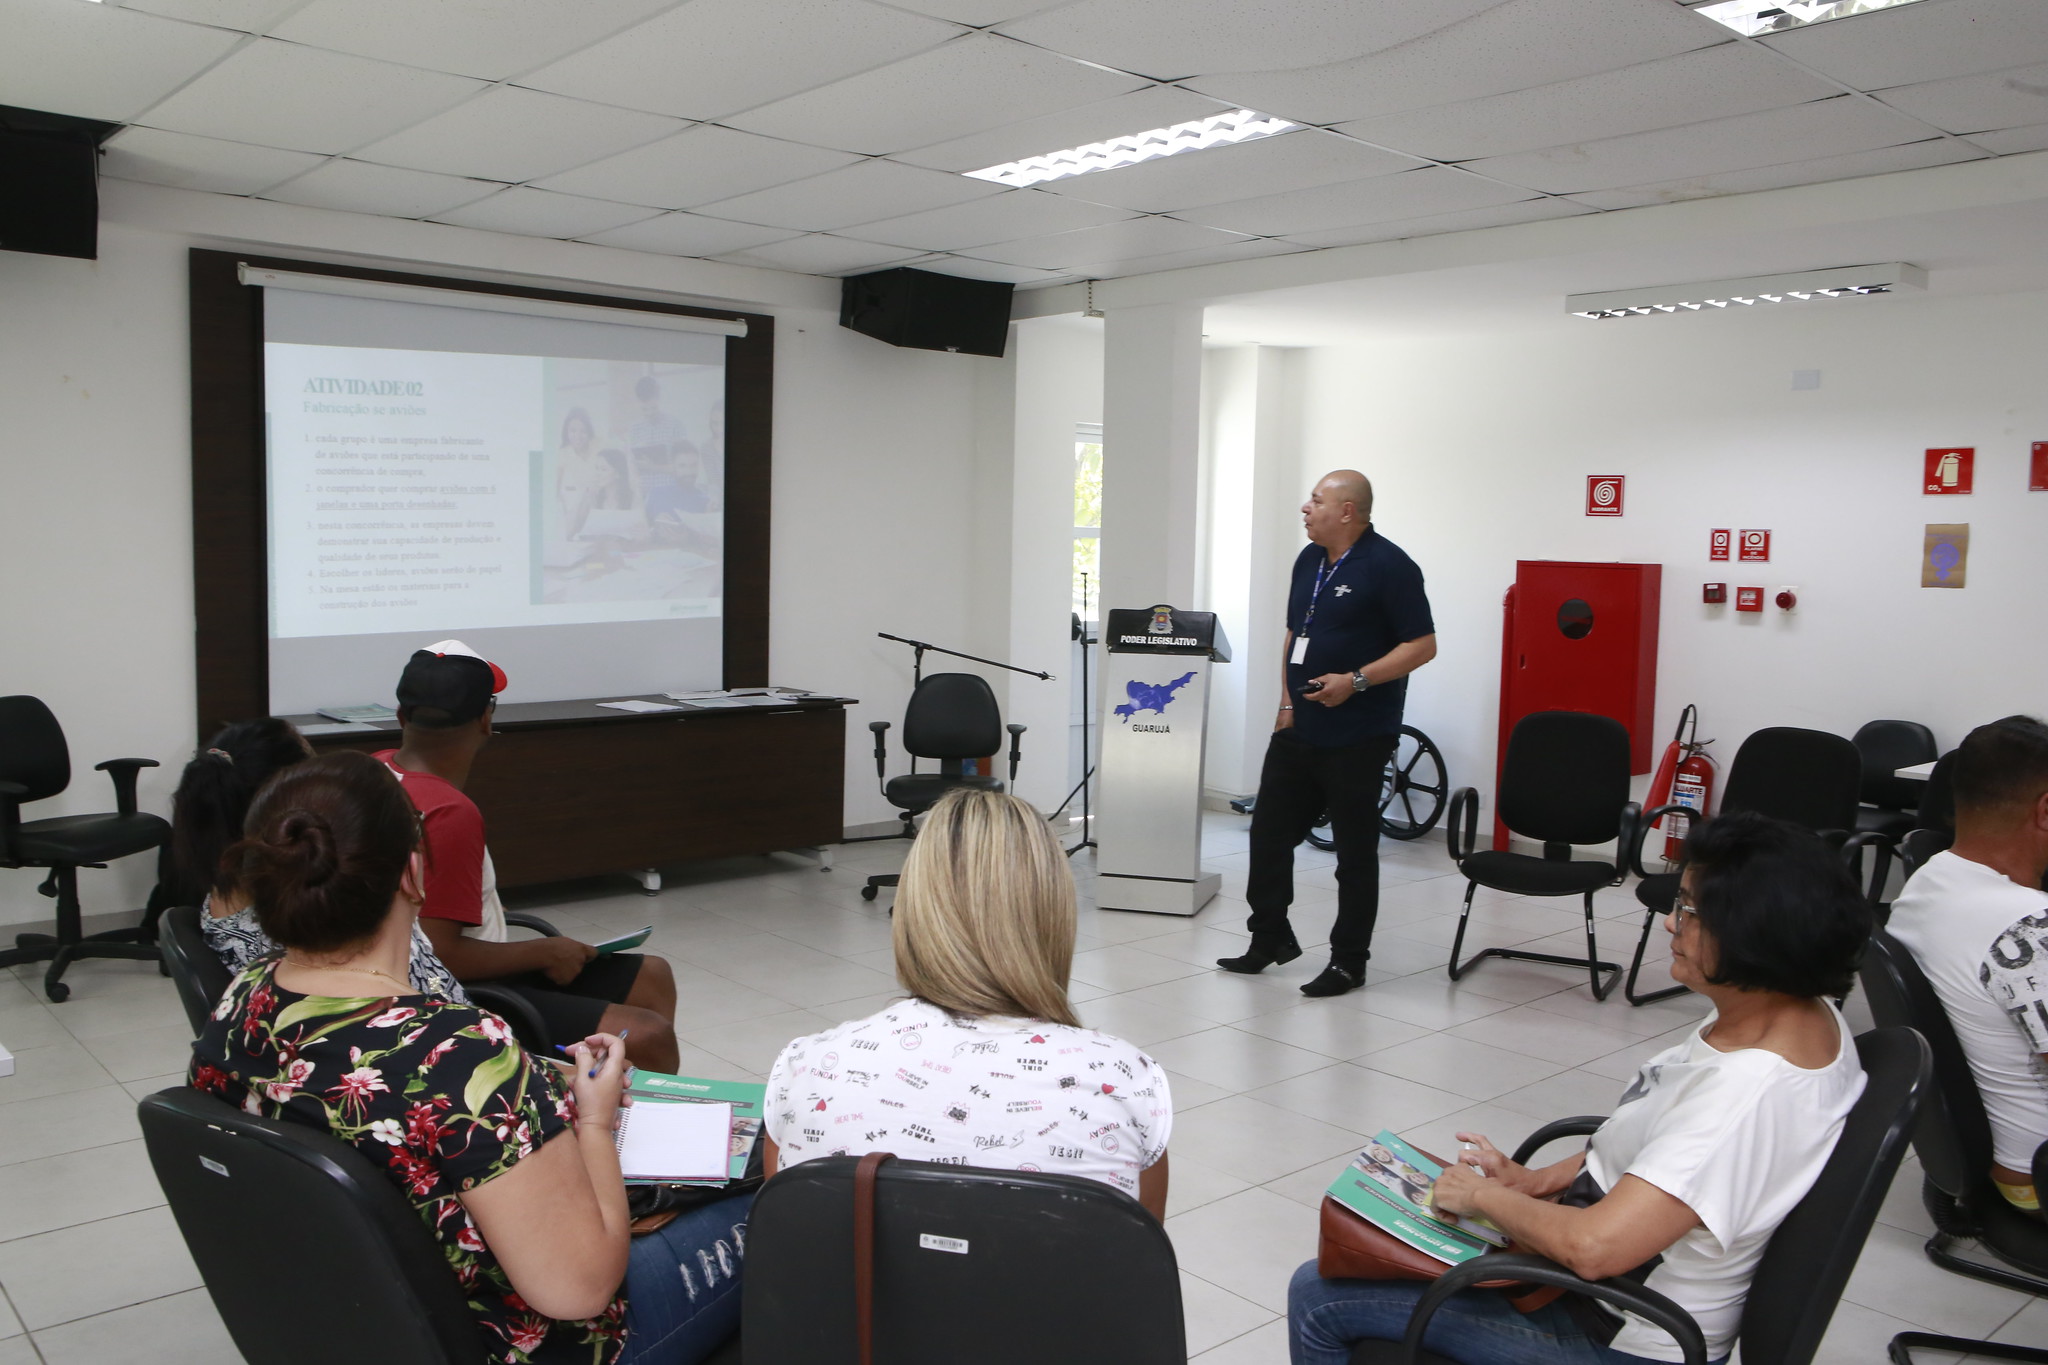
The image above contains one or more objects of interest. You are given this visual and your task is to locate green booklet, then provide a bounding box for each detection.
[1323,1129,1510,1267]
[592,925,653,956]
[627,1073,767,1184]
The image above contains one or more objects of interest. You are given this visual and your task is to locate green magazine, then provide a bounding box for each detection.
[1323,1129,1510,1266]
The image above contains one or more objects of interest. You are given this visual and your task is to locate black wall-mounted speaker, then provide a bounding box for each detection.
[839,267,1014,358]
[0,105,119,261]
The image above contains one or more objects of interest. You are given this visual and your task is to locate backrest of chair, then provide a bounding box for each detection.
[1856,930,1992,1199]
[138,1088,484,1365]
[0,695,70,803]
[1495,711,1632,847]
[1737,1026,1928,1365]
[160,905,232,1036]
[743,1155,1185,1365]
[1853,720,1937,811]
[1721,728,1862,832]
[902,673,1002,761]
[1897,827,1953,882]
[1916,750,1958,836]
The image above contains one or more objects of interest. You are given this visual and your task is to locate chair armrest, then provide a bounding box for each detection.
[868,720,891,789]
[468,983,553,1054]
[1612,802,1643,886]
[0,778,24,862]
[1400,1254,1707,1365]
[1446,787,1479,868]
[1510,1116,1608,1166]
[1006,723,1026,782]
[95,757,160,817]
[1628,803,1699,880]
[502,912,561,939]
[1841,831,1895,910]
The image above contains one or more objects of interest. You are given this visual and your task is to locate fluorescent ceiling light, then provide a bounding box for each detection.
[963,109,1299,189]
[1686,0,1931,37]
[1567,263,1925,319]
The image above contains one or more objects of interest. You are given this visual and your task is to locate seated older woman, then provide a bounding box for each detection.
[1288,811,1873,1365]
[763,787,1172,1218]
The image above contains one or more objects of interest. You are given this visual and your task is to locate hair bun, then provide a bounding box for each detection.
[275,812,338,888]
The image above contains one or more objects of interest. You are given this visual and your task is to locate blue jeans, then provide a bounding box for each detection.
[618,1194,754,1365]
[1287,1262,1717,1365]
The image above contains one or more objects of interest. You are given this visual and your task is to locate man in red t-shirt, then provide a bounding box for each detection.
[379,640,679,1071]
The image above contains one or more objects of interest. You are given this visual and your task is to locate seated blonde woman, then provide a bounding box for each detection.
[763,788,1171,1218]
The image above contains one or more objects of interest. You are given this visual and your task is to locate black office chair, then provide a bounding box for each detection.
[0,695,169,1001]
[1858,930,2048,1363]
[859,673,1025,903]
[1353,1025,1930,1365]
[1624,726,1863,1005]
[1445,711,1639,1001]
[466,912,561,1055]
[1853,720,1938,839]
[742,1154,1182,1364]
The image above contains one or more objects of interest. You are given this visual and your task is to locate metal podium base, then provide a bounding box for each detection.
[1097,871,1221,917]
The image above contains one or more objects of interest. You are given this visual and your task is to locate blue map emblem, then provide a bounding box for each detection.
[1114,671,1195,723]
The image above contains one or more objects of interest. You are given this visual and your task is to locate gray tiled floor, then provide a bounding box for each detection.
[0,813,2040,1362]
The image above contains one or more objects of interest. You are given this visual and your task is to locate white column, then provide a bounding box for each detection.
[1100,302,1203,614]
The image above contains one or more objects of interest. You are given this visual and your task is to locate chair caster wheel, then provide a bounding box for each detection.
[45,981,70,1003]
[860,885,878,901]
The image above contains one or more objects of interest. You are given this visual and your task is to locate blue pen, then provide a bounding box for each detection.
[556,1029,630,1079]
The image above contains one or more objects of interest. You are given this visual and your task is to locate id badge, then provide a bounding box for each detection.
[1290,636,1309,665]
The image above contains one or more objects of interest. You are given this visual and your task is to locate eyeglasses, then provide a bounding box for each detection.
[1672,898,1700,925]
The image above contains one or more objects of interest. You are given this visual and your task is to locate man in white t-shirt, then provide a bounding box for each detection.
[1890,714,2048,1213]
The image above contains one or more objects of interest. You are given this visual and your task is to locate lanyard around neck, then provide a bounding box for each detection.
[1304,541,1357,627]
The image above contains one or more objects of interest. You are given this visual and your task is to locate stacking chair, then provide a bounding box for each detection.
[1853,720,1938,839]
[1858,930,2048,1364]
[743,1154,1182,1364]
[1445,711,1639,1001]
[1352,1026,1929,1365]
[1624,726,1862,1005]
[0,695,168,1001]
[859,673,1025,903]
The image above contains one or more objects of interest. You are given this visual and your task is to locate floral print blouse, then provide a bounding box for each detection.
[190,962,626,1364]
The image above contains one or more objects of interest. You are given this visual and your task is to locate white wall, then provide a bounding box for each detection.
[1288,287,2048,827]
[0,201,992,924]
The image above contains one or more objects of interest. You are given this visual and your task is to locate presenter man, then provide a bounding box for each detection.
[1218,472,1436,998]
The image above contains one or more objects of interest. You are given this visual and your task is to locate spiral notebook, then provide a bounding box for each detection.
[614,1099,732,1183]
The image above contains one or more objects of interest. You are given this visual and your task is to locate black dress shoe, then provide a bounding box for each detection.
[1300,961,1366,997]
[1216,937,1303,974]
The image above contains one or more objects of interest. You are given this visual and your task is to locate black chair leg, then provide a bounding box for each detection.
[1450,882,1619,999]
[0,866,156,1002]
[1446,881,1480,980]
[1923,1228,2048,1297]
[1891,1330,2048,1364]
[1624,905,1689,1006]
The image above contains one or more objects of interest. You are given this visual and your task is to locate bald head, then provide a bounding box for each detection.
[1301,470,1374,553]
[1322,470,1372,521]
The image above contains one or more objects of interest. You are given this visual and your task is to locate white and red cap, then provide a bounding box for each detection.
[396,639,506,724]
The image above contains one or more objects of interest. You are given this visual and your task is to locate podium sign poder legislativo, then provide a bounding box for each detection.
[1095,605,1233,916]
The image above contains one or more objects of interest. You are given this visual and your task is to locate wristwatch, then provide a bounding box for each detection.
[1350,669,1370,693]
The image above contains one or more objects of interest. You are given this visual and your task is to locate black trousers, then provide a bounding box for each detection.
[1246,728,1399,962]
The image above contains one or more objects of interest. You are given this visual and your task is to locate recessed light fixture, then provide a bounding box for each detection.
[1567,263,1925,319]
[1685,0,1930,37]
[963,108,1299,189]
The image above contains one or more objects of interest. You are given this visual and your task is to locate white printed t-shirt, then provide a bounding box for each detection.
[1584,1003,1864,1363]
[765,998,1171,1199]
[1889,849,2048,1171]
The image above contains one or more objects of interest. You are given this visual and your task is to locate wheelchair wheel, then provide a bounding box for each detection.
[1298,725,1448,850]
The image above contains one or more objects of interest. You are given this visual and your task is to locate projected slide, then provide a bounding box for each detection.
[267,344,723,639]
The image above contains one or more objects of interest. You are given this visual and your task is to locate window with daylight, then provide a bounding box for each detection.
[1073,423,1102,621]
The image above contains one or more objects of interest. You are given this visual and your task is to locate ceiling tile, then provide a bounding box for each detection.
[997,0,1504,82]
[1172,165,1531,236]
[724,32,1147,156]
[893,85,1234,173]
[1337,42,1838,162]
[963,216,1251,269]
[896,253,1075,284]
[1969,122,2048,154]
[1279,196,1592,248]
[137,38,487,155]
[886,0,1066,22]
[431,187,661,238]
[1462,95,1937,195]
[352,87,686,183]
[1078,235,1305,278]
[576,214,801,257]
[847,189,1137,250]
[1565,137,1985,209]
[532,126,861,211]
[520,0,963,121]
[1183,0,1726,126]
[1036,128,1423,213]
[120,0,299,30]
[1873,63,2048,135]
[261,159,505,218]
[99,126,324,195]
[1761,0,2048,91]
[713,234,927,275]
[694,158,1003,231]
[0,1,241,123]
[268,0,675,81]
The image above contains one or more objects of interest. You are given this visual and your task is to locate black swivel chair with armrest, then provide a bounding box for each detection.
[1353,1025,1930,1365]
[1623,725,1865,1005]
[1445,710,1640,1001]
[1858,929,2048,1364]
[0,694,168,1001]
[859,672,1025,903]
[1854,719,1938,839]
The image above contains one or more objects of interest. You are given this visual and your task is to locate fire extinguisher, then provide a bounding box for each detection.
[1646,705,1716,863]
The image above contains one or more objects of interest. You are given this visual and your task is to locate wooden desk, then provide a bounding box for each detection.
[291,696,850,890]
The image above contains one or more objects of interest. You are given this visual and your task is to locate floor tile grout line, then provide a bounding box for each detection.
[13,1283,208,1342]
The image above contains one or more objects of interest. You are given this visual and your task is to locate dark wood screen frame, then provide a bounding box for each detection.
[188,247,773,739]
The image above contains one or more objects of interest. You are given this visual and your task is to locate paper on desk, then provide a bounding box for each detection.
[599,699,684,713]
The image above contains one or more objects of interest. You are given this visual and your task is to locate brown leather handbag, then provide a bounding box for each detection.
[1318,1171,1565,1314]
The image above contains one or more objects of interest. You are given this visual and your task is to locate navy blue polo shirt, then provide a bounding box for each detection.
[1285,527,1434,747]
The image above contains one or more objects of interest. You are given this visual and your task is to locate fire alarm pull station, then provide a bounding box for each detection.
[1775,587,1798,612]
[1703,583,1727,604]
[1735,587,1765,612]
